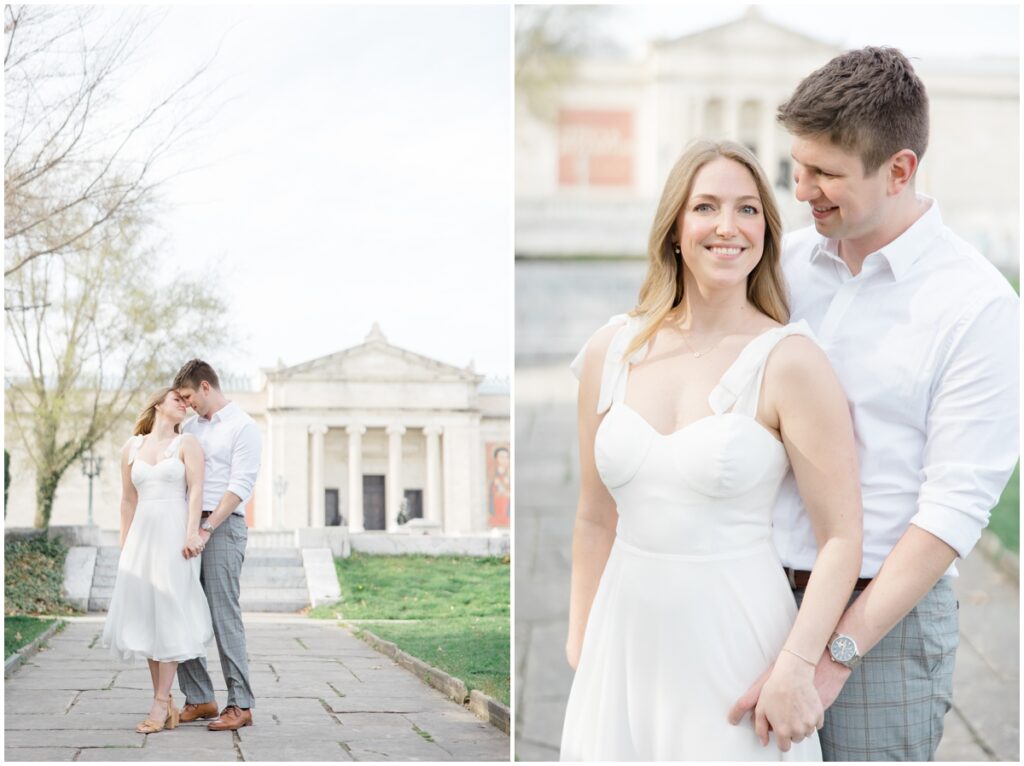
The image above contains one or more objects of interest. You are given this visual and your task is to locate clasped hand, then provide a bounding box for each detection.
[751,653,822,751]
[182,529,209,559]
[727,650,852,751]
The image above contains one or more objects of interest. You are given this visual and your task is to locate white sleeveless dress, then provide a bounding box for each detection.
[102,434,214,663]
[560,316,822,761]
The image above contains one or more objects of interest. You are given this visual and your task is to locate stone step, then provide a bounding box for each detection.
[239,599,309,613]
[91,582,308,595]
[95,564,304,578]
[240,587,309,602]
[240,568,307,587]
[97,549,304,565]
[89,597,111,612]
[90,590,310,612]
[89,544,311,613]
[245,548,303,562]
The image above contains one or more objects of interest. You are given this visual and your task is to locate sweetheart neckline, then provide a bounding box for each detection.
[611,401,785,447]
[133,456,184,469]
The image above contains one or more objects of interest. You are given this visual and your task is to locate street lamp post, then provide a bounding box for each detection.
[81,449,103,527]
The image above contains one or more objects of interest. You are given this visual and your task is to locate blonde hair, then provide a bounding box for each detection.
[132,387,182,436]
[625,139,789,359]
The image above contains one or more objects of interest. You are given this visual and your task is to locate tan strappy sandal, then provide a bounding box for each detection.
[136,694,179,733]
[165,692,180,729]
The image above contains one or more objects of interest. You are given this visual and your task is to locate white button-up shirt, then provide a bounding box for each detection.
[182,401,261,514]
[773,196,1019,577]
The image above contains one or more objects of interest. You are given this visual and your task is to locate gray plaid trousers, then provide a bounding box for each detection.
[177,514,255,709]
[796,578,958,761]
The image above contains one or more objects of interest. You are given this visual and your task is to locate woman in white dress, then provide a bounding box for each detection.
[102,387,214,733]
[561,140,863,760]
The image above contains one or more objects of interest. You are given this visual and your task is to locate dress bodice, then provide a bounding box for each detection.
[572,316,817,556]
[129,434,187,503]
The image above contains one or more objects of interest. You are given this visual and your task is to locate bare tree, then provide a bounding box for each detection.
[4,5,221,278]
[6,216,228,528]
[515,5,611,121]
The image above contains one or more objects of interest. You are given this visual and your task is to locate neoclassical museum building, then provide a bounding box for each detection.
[4,325,510,537]
[516,8,1018,271]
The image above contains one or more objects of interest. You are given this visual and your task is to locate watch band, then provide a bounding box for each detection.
[200,520,214,533]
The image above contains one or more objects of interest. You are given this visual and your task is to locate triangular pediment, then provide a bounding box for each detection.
[266,337,478,384]
[654,9,839,57]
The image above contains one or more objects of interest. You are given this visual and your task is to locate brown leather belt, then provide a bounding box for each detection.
[786,568,872,591]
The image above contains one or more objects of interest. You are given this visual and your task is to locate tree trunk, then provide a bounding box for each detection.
[34,470,61,528]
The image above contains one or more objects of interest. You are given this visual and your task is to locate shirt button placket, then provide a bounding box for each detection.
[818,278,861,345]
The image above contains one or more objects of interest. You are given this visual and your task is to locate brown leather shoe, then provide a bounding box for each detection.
[179,701,219,723]
[207,706,253,731]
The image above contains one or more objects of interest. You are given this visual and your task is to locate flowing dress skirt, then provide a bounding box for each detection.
[102,492,213,663]
[560,537,822,761]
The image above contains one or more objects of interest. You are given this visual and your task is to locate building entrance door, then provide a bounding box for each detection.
[363,475,385,530]
[325,488,341,526]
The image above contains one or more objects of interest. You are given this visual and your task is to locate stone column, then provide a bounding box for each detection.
[309,424,328,527]
[423,425,443,526]
[760,98,777,187]
[724,97,740,142]
[386,425,406,533]
[346,425,366,533]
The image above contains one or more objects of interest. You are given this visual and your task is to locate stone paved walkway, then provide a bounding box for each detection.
[6,614,508,762]
[515,373,1019,762]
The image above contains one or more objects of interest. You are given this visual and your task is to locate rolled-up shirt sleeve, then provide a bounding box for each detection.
[910,293,1020,558]
[227,420,262,505]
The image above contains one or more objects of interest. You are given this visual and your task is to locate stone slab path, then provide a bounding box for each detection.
[6,614,508,762]
[514,382,1019,762]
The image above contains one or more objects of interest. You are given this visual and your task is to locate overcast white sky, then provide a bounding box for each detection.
[123,6,512,381]
[18,5,1015,384]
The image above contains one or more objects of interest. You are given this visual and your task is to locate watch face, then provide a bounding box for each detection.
[830,635,857,663]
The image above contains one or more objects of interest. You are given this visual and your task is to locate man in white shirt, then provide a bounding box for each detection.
[173,359,262,732]
[728,47,1019,760]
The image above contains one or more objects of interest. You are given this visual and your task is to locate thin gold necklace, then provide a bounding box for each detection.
[679,331,728,358]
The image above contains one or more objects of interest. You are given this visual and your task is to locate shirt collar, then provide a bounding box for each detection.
[203,400,236,424]
[808,194,943,282]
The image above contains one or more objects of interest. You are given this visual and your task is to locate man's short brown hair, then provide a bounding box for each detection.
[777,46,929,175]
[173,359,221,391]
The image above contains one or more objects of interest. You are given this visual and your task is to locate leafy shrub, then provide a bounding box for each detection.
[5,535,80,615]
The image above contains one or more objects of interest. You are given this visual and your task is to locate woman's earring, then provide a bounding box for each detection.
[672,242,681,256]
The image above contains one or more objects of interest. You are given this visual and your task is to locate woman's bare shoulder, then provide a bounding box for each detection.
[180,433,202,450]
[765,333,840,403]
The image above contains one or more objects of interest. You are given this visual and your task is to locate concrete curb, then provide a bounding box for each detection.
[977,530,1019,582]
[4,619,63,678]
[359,628,469,704]
[357,627,510,733]
[469,689,511,735]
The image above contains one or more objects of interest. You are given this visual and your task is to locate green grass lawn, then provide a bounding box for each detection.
[985,271,1017,552]
[310,553,510,705]
[5,616,57,659]
[988,463,1019,553]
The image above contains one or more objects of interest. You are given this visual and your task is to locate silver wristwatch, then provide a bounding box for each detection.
[200,520,215,534]
[828,631,862,670]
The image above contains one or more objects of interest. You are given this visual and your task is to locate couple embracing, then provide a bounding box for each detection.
[101,360,259,735]
[562,47,1018,761]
